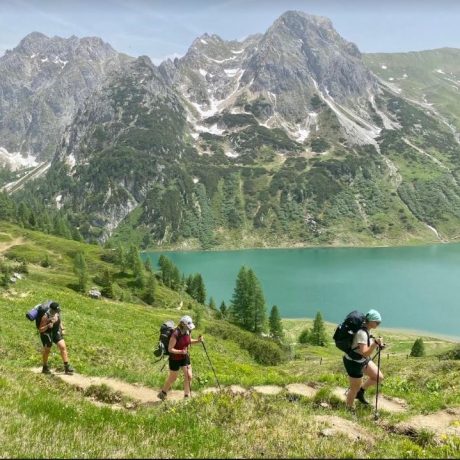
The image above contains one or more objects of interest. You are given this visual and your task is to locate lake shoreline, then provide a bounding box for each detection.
[282,317,460,343]
[143,239,460,255]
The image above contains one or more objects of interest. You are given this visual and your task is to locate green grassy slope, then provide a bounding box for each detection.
[364,48,460,131]
[1,223,459,458]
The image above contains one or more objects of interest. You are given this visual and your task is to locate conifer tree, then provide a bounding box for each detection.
[159,255,172,287]
[115,244,128,273]
[230,266,250,328]
[410,338,426,357]
[190,273,206,304]
[298,328,309,344]
[269,305,284,341]
[143,273,157,305]
[73,251,88,293]
[231,266,266,333]
[307,311,328,346]
[133,256,145,289]
[248,268,266,333]
[100,269,114,299]
[208,297,216,311]
[220,301,227,318]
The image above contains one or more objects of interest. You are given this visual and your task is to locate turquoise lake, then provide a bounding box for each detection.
[144,244,460,340]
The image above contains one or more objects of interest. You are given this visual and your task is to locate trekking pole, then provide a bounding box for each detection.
[374,346,382,420]
[201,341,221,390]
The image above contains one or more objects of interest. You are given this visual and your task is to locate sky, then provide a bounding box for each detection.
[0,0,459,64]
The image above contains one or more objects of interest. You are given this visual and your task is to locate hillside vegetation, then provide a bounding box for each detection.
[0,222,459,458]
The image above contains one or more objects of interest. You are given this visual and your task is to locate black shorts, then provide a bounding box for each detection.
[169,355,190,371]
[40,331,64,348]
[343,356,368,378]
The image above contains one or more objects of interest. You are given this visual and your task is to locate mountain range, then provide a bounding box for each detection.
[1,10,460,249]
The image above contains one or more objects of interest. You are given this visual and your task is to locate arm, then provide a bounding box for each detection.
[190,335,203,345]
[357,335,384,358]
[38,315,54,334]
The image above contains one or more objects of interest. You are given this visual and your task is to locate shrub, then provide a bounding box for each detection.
[410,338,426,357]
[205,322,286,365]
[298,328,309,344]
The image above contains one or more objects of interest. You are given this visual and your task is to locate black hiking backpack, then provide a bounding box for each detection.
[332,310,368,360]
[153,320,176,358]
[25,300,54,329]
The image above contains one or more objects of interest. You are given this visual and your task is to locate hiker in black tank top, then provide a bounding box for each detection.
[38,302,74,375]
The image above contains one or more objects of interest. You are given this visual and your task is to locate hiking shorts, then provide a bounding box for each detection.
[40,331,64,348]
[343,356,369,378]
[169,355,190,371]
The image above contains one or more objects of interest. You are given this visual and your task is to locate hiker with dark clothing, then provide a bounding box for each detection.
[38,302,74,375]
[343,309,384,410]
[158,315,203,400]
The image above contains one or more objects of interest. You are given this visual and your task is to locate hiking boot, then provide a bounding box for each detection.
[157,390,167,401]
[64,364,75,375]
[356,388,370,405]
[42,365,51,374]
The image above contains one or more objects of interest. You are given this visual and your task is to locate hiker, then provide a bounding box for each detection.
[343,309,385,409]
[38,302,75,375]
[157,315,203,400]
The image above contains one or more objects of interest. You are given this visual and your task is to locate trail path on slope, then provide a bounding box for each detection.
[32,368,460,444]
[30,367,407,414]
[0,237,25,253]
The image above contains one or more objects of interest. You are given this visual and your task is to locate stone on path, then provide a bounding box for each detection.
[315,415,375,444]
[252,385,283,395]
[332,386,406,413]
[285,383,317,398]
[394,407,460,441]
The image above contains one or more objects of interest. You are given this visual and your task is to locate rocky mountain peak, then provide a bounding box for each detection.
[0,32,129,160]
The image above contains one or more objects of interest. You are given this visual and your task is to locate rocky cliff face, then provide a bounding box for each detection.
[5,12,460,247]
[161,11,380,147]
[0,32,131,161]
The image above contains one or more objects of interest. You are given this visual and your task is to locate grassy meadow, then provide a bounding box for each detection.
[0,222,459,458]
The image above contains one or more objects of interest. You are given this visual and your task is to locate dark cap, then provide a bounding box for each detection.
[49,302,61,312]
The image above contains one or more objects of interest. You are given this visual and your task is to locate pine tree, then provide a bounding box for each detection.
[220,301,227,318]
[230,266,250,328]
[410,338,426,357]
[143,273,157,305]
[115,244,128,273]
[208,297,216,311]
[133,256,145,289]
[298,328,309,344]
[100,269,114,299]
[143,258,153,273]
[248,269,266,333]
[159,255,172,287]
[73,251,88,293]
[269,305,284,341]
[307,311,328,346]
[230,266,266,333]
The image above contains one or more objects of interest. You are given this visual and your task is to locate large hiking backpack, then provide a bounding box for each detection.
[25,300,54,329]
[153,320,176,358]
[332,310,368,360]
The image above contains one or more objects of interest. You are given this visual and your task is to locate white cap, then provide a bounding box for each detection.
[180,315,195,330]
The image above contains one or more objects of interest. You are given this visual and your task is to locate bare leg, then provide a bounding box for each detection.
[362,360,384,390]
[42,346,51,365]
[346,376,362,408]
[162,370,179,393]
[183,365,192,396]
[56,339,69,363]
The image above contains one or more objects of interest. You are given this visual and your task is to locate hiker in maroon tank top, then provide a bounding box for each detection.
[157,315,203,400]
